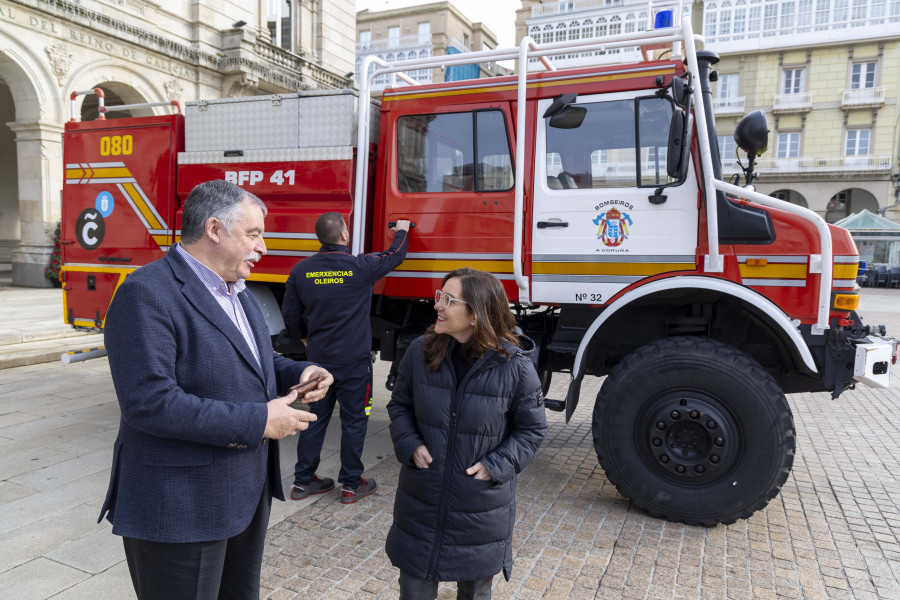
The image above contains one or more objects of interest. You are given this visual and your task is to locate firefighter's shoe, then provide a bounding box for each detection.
[290,476,335,500]
[341,478,377,504]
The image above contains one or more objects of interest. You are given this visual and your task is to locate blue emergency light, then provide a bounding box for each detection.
[654,10,674,28]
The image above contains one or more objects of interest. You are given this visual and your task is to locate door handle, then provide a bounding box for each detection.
[537,221,569,228]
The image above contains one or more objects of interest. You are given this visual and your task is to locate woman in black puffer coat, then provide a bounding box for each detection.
[386,268,548,600]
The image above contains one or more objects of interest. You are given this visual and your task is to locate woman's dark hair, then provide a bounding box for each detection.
[422,268,520,372]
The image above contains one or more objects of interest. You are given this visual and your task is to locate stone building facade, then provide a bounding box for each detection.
[0,0,355,287]
[356,1,504,93]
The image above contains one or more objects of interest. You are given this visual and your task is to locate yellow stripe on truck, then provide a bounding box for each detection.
[533,262,695,276]
[738,263,807,279]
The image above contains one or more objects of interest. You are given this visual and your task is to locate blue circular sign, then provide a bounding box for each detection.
[95,191,114,217]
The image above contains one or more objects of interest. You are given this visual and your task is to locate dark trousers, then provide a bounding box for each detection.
[122,469,272,600]
[398,571,493,600]
[294,358,372,488]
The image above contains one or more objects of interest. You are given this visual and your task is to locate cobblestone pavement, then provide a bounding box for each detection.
[260,370,900,600]
[1,287,897,599]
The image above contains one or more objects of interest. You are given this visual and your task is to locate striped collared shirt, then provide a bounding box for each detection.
[175,243,262,368]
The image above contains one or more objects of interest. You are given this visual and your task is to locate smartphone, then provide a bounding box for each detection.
[290,375,322,397]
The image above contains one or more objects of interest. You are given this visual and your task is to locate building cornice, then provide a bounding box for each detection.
[9,0,350,92]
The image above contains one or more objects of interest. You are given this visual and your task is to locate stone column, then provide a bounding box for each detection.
[7,119,64,288]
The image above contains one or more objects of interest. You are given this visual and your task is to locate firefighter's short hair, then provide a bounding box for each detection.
[315,212,346,245]
[181,180,267,244]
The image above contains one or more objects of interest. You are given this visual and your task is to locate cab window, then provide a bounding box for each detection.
[545,96,679,189]
[397,109,513,193]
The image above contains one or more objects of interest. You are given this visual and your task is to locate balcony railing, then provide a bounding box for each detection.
[712,96,746,114]
[532,0,623,17]
[841,87,886,108]
[722,154,892,176]
[773,92,812,112]
[704,0,900,54]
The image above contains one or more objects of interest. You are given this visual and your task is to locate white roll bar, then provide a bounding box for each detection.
[70,88,104,122]
[100,100,183,116]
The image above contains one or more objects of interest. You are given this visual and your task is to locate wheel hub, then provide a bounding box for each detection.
[639,391,740,484]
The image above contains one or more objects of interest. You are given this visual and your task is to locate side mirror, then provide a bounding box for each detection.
[549,106,587,129]
[670,75,689,108]
[734,110,769,156]
[543,92,577,119]
[544,92,587,129]
[667,108,690,179]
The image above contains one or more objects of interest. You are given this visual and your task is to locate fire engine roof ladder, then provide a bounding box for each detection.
[353,11,833,335]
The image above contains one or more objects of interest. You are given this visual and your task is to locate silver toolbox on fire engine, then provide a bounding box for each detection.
[184,89,380,152]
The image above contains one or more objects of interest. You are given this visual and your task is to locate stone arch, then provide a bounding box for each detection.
[825,188,879,223]
[65,61,164,122]
[770,188,808,208]
[0,30,63,123]
[0,31,65,284]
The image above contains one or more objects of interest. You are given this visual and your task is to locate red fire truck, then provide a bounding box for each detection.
[60,19,895,526]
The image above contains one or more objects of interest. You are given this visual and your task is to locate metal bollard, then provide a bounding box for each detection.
[61,346,107,364]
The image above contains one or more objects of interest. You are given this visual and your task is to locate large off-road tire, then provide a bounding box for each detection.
[592,336,795,526]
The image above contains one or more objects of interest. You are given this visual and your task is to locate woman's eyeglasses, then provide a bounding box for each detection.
[435,289,468,308]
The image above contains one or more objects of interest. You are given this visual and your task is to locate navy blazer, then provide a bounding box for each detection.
[98,249,313,543]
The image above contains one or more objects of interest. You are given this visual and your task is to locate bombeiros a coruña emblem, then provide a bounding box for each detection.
[593,207,632,247]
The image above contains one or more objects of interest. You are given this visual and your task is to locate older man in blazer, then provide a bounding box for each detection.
[99,179,332,600]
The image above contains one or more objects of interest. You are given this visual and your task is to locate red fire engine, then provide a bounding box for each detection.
[60,19,896,526]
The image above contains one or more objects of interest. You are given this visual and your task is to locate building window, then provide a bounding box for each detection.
[463,33,469,49]
[719,1,733,37]
[845,129,871,155]
[388,26,400,48]
[717,73,739,98]
[850,61,877,88]
[267,0,292,51]
[776,132,801,158]
[609,15,622,36]
[556,22,567,42]
[418,22,430,44]
[582,18,595,38]
[815,0,832,27]
[542,24,554,44]
[718,135,736,160]
[782,68,806,94]
[797,0,814,29]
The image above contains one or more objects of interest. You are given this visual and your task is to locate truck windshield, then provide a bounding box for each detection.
[545,96,678,189]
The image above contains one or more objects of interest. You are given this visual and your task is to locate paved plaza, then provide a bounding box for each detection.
[0,285,898,599]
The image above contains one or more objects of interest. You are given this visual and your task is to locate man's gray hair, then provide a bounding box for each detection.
[180,180,267,244]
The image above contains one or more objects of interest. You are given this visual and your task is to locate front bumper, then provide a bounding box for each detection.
[853,336,897,389]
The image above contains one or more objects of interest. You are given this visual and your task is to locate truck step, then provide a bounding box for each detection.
[546,342,579,354]
[543,399,566,412]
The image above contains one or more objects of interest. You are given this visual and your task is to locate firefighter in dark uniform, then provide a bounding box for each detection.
[282,212,410,503]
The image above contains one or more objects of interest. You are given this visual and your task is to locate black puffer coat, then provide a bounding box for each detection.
[385,334,548,582]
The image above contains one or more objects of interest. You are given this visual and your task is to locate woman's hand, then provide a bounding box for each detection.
[466,461,492,481]
[412,444,433,469]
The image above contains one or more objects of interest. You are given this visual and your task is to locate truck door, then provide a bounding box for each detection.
[530,90,700,305]
[378,104,517,299]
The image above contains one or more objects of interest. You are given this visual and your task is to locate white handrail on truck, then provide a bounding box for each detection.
[353,16,835,334]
